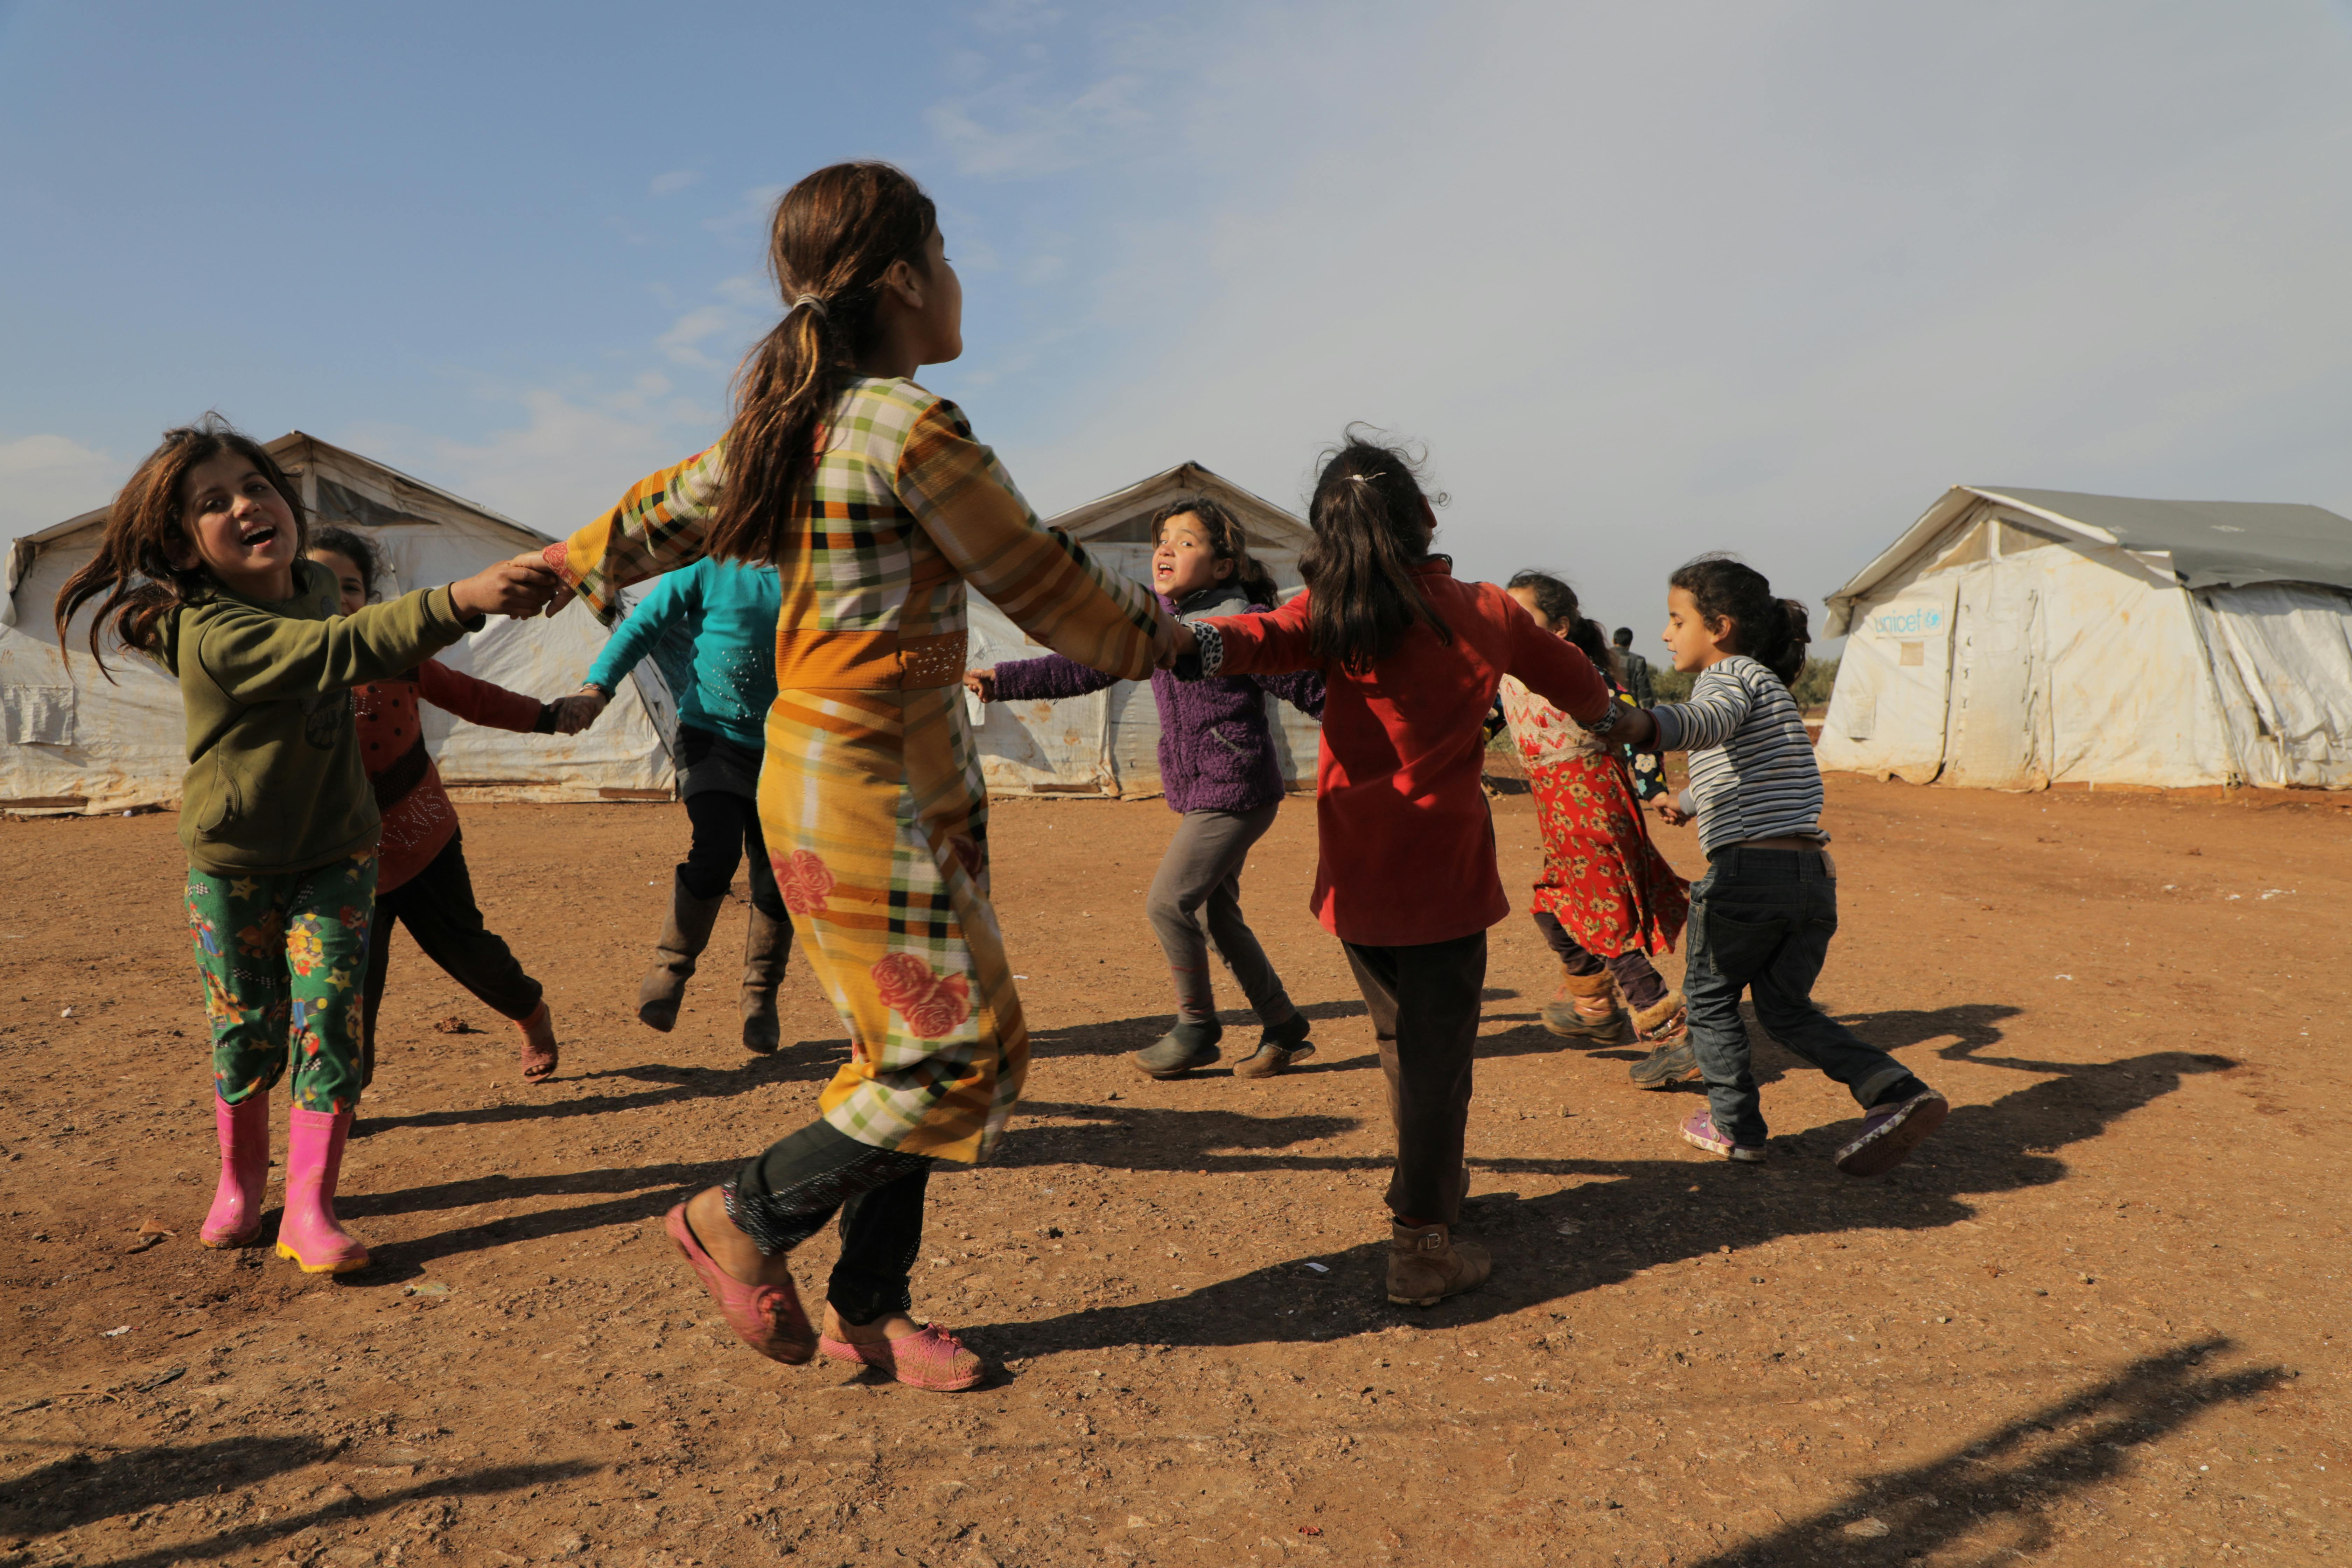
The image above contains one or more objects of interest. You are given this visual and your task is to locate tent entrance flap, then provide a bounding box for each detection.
[2197,584,2352,789]
[1814,576,1954,783]
[1944,564,2044,790]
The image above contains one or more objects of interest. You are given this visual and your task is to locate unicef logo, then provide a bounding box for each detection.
[1871,608,1944,637]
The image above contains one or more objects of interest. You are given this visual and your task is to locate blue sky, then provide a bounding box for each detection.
[7,0,2352,640]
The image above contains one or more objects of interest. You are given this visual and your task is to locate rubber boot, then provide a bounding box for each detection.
[639,873,727,1032]
[740,908,793,1055]
[1386,1220,1492,1307]
[200,1093,271,1249]
[275,1106,368,1274]
[1540,966,1628,1043]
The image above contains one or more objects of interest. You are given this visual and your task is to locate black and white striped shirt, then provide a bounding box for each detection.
[1650,655,1826,856]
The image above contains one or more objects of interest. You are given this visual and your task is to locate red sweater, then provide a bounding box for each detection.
[353,660,544,895]
[1202,561,1611,946]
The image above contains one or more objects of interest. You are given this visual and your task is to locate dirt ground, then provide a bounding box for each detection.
[2,772,2347,1568]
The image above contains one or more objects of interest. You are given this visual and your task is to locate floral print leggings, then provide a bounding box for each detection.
[185,852,376,1113]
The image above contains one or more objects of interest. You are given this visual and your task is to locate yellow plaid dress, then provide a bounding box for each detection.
[556,378,1165,1163]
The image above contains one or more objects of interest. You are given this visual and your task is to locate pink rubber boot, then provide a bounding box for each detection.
[200,1093,271,1248]
[275,1106,369,1274]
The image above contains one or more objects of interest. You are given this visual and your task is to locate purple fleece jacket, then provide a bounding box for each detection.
[989,584,1325,814]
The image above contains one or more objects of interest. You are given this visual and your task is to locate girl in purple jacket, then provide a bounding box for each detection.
[967,497,1324,1079]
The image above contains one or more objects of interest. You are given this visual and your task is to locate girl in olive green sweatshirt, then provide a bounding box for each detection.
[55,417,558,1275]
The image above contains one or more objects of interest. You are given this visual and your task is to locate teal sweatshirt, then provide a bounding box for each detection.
[584,557,780,751]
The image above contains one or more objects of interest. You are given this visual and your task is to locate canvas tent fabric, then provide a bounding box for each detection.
[1,433,676,814]
[965,461,1321,797]
[1816,485,2352,791]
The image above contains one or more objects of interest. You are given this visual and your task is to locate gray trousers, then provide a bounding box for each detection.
[1147,803,1296,1025]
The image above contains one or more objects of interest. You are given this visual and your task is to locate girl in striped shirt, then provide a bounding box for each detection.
[1606,556,1946,1176]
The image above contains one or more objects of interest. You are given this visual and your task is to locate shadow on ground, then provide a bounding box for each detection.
[1689,1337,2287,1567]
[981,1040,2231,1355]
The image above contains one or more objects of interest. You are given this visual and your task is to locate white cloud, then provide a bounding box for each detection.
[1,433,119,546]
[971,0,2352,642]
[648,169,703,198]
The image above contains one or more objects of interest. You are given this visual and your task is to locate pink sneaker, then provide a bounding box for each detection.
[201,1093,271,1248]
[819,1324,985,1392]
[1679,1108,1766,1163]
[275,1106,369,1273]
[662,1203,814,1365]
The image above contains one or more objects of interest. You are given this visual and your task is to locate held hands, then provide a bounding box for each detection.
[961,667,998,703]
[450,558,562,621]
[552,686,610,735]
[1158,620,1199,670]
[1654,798,1693,827]
[503,548,576,618]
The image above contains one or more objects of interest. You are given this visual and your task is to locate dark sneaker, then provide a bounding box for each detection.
[1628,1037,1701,1089]
[1540,995,1629,1043]
[1835,1089,1949,1177]
[1234,1014,1313,1079]
[1679,1108,1765,1163]
[1133,1020,1223,1079]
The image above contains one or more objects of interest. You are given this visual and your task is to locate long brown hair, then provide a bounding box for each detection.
[1299,429,1451,673]
[704,162,939,564]
[1150,494,1278,606]
[52,415,309,680]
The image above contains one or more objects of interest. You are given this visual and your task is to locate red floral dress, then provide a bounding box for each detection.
[1500,675,1688,958]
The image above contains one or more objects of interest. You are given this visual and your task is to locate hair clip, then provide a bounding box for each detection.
[789,293,829,319]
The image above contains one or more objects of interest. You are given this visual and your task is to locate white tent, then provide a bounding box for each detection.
[1815,485,2352,790]
[967,461,1321,796]
[1,433,675,814]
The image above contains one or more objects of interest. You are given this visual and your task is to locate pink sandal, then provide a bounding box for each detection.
[818,1323,985,1392]
[662,1202,814,1365]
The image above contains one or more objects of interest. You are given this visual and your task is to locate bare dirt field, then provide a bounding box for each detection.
[3,772,2347,1568]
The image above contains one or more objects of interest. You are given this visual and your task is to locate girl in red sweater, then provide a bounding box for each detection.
[1168,434,1613,1308]
[308,528,570,1084]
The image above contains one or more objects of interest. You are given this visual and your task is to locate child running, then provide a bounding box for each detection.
[1607,555,1947,1173]
[532,163,1172,1389]
[1168,433,1612,1308]
[1498,571,1690,1054]
[561,555,793,1054]
[54,418,555,1272]
[966,496,1324,1079]
[304,527,570,1086]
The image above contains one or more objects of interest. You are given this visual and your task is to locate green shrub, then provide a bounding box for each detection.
[1643,657,1837,709]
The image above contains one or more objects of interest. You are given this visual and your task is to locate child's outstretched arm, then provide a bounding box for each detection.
[541,445,726,618]
[973,650,1122,705]
[416,659,553,735]
[198,560,553,706]
[1252,666,1325,719]
[1171,592,1314,679]
[1504,601,1613,725]
[896,402,1171,678]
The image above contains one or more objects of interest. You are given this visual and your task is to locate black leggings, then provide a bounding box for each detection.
[680,790,785,918]
[724,1120,932,1326]
[361,830,542,1087]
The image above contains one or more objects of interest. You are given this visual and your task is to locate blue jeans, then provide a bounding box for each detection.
[1683,846,1923,1145]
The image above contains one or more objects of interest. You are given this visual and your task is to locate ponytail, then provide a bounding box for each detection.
[1667,554,1810,687]
[703,163,938,565]
[1301,428,1451,673]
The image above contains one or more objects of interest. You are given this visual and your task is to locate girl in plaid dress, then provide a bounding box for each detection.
[538,163,1172,1390]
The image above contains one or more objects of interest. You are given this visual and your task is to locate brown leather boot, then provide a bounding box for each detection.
[739,908,794,1055]
[639,873,726,1032]
[1386,1220,1492,1307]
[1540,966,1628,1043]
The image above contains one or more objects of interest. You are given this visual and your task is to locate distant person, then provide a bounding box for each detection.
[562,556,794,1055]
[1612,624,1656,707]
[305,526,571,1087]
[1167,431,1613,1310]
[53,416,556,1273]
[1606,555,1946,1175]
[967,496,1324,1080]
[1499,573,1689,1054]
